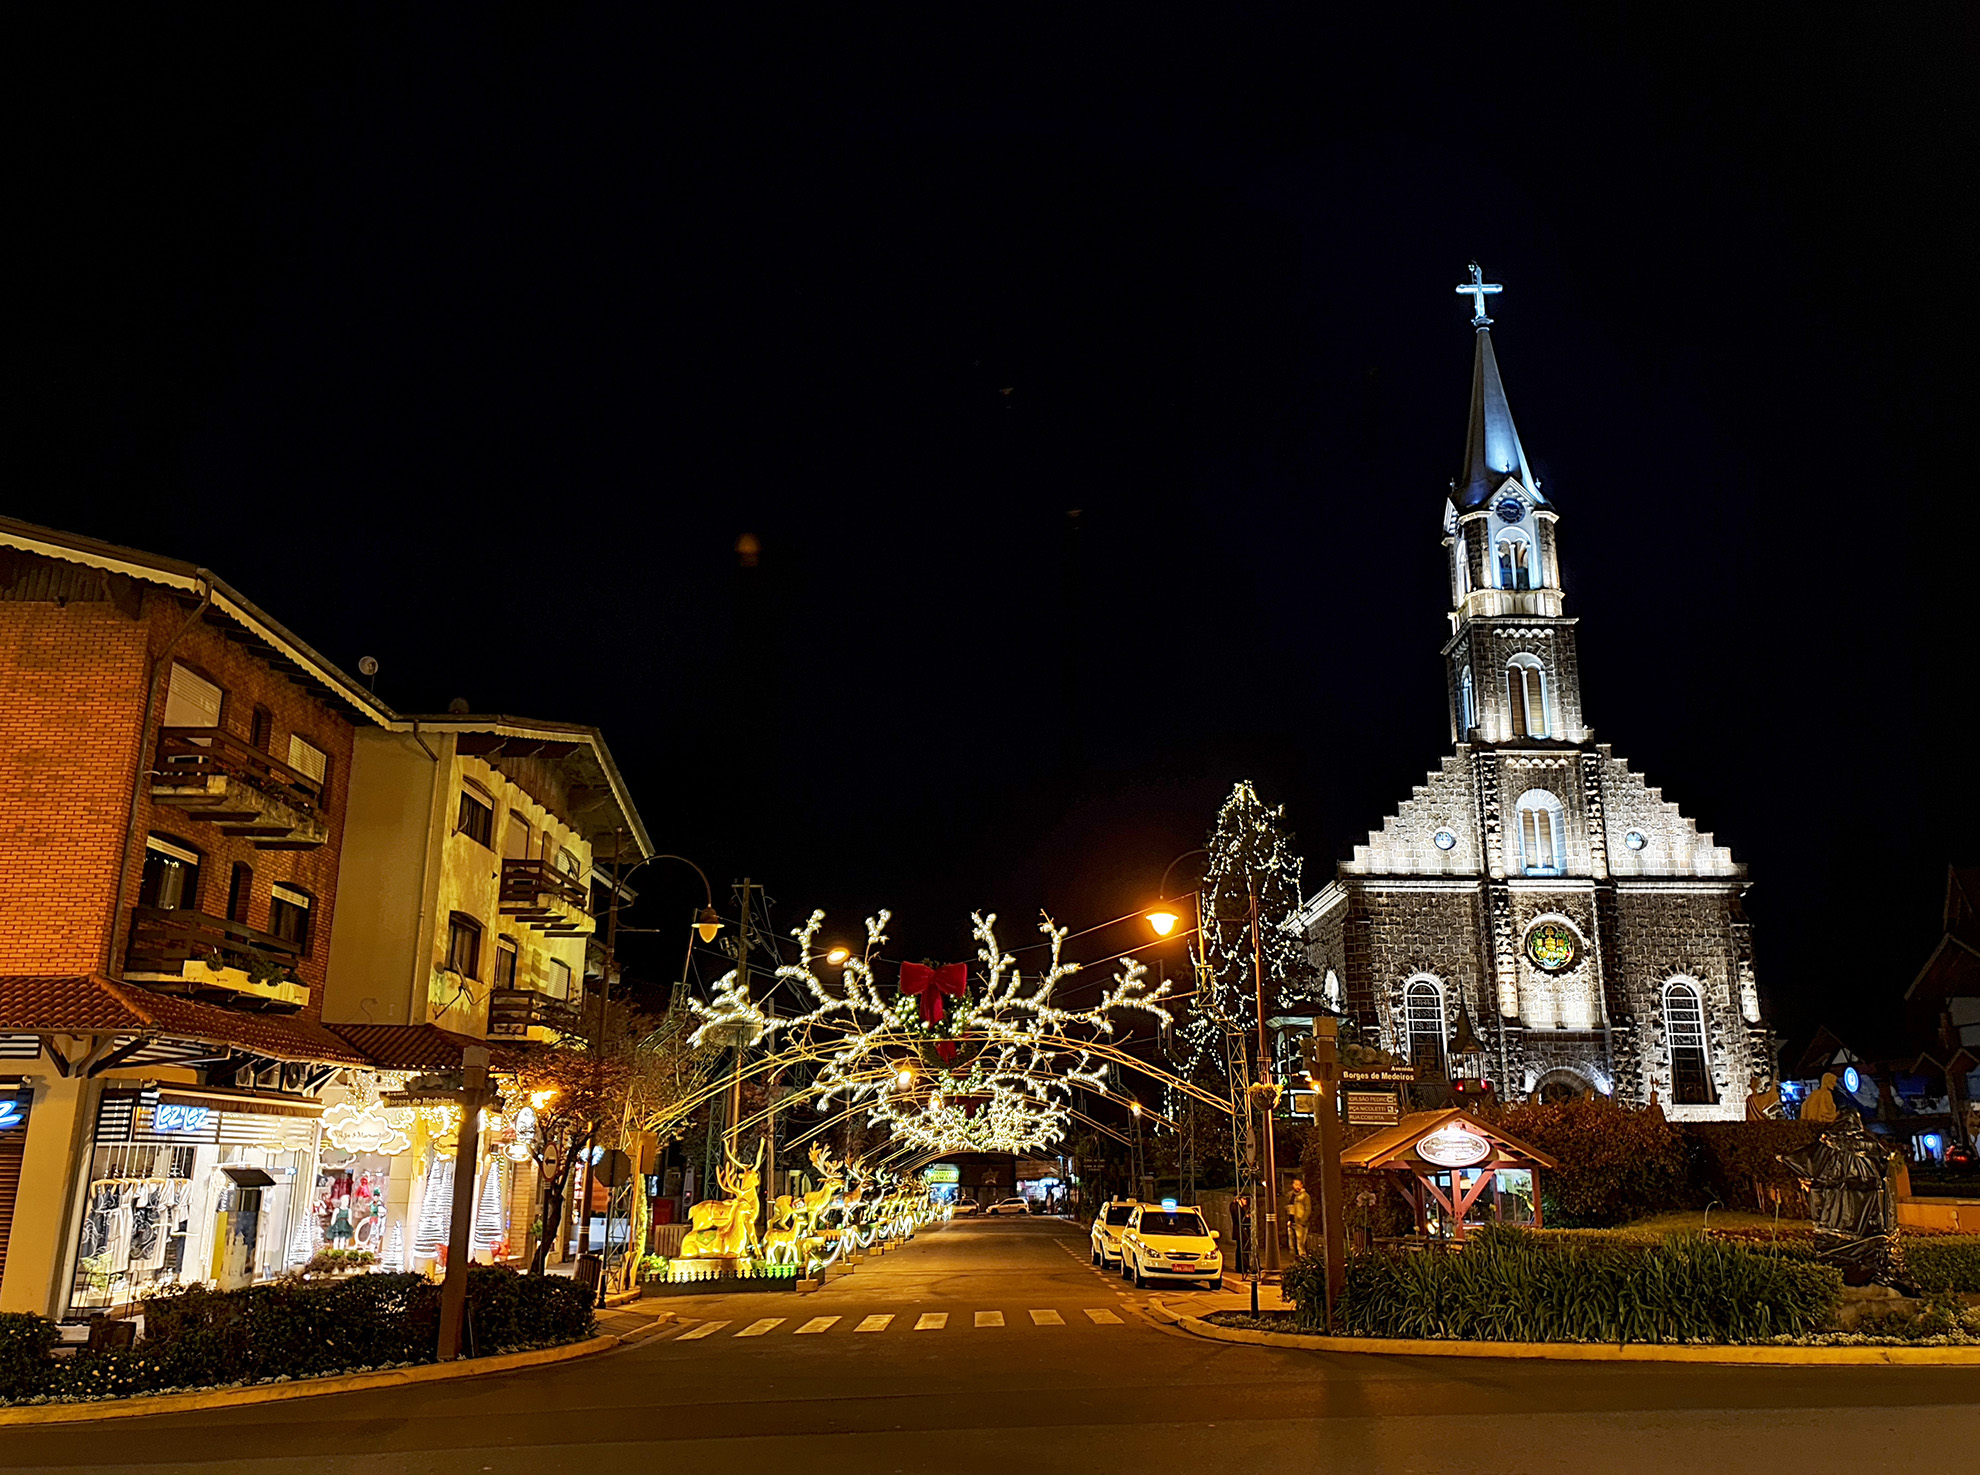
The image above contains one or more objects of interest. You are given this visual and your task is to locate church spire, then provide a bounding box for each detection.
[1452,263,1540,511]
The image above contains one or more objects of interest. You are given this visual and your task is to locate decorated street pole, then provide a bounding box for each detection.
[384,1045,495,1361]
[1303,1021,1347,1330]
[1249,881,1282,1275]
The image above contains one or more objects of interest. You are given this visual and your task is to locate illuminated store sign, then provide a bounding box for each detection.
[1415,1126,1492,1168]
[154,1104,212,1134]
[0,1099,23,1131]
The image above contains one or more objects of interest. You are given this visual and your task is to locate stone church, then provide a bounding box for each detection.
[1300,268,1764,1121]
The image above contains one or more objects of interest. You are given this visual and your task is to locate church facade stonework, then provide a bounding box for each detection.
[1300,268,1764,1121]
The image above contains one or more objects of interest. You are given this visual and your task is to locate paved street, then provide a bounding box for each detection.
[5,1218,1975,1475]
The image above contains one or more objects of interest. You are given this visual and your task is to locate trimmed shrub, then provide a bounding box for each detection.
[1305,1225,1841,1343]
[0,1313,57,1401]
[1682,1120,1823,1215]
[1906,1236,1980,1294]
[1487,1099,1690,1226]
[0,1267,594,1405]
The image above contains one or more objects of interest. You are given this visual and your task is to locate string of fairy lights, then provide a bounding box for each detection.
[689,908,1189,1156]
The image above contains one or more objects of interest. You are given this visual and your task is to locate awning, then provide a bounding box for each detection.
[0,975,369,1066]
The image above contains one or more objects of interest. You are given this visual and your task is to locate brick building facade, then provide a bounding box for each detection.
[1299,279,1766,1121]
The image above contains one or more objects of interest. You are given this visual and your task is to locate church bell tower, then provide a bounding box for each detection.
[1441,264,1586,750]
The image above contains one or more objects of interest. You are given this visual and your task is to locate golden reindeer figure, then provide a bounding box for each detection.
[680,1138,764,1260]
[764,1143,849,1264]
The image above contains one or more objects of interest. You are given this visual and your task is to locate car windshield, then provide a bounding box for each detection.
[1104,1206,1136,1226]
[1137,1211,1207,1237]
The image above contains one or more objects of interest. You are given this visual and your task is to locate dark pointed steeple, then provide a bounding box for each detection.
[1452,264,1540,511]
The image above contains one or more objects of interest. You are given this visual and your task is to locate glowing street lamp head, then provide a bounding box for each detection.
[826,946,852,966]
[694,906,724,944]
[529,1089,557,1110]
[1145,910,1180,937]
[1129,1100,1142,1117]
[896,1068,914,1088]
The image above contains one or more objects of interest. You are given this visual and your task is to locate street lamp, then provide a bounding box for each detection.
[1145,910,1180,937]
[826,945,852,965]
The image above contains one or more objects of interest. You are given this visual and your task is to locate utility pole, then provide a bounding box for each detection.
[727,878,752,1158]
[1303,1020,1347,1330]
[384,1047,494,1361]
[1249,880,1282,1275]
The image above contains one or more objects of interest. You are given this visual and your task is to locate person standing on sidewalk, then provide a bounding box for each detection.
[1286,1178,1313,1259]
[1229,1194,1251,1273]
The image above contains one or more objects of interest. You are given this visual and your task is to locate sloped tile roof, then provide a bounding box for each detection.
[324,1023,531,1072]
[0,975,368,1064]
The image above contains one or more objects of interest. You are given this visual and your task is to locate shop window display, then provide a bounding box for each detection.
[67,1132,313,1315]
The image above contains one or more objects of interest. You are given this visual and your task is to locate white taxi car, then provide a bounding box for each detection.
[1089,1198,1139,1266]
[1118,1199,1222,1289]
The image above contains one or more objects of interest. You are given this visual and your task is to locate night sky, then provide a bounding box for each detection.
[18,8,1974,1048]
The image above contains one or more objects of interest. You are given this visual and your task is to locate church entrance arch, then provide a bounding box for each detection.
[1533,1068,1594,1104]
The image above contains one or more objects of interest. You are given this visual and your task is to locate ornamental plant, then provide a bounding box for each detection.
[1486,1096,1689,1226]
[1310,1226,1840,1343]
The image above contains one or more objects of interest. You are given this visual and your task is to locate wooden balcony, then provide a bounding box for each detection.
[498,859,592,936]
[123,905,309,1010]
[487,986,581,1041]
[150,727,330,850]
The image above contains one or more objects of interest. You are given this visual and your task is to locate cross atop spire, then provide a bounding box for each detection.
[1455,261,1502,327]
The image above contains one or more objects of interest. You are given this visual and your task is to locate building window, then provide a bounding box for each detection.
[456,789,494,847]
[446,913,483,978]
[1495,532,1534,590]
[494,938,519,990]
[269,884,312,954]
[504,816,532,860]
[1514,790,1567,875]
[161,663,223,729]
[249,705,274,752]
[226,862,254,924]
[556,848,582,879]
[1460,666,1476,735]
[1506,656,1548,739]
[138,835,202,910]
[286,735,329,796]
[1664,980,1715,1105]
[1404,978,1447,1077]
[549,958,574,1000]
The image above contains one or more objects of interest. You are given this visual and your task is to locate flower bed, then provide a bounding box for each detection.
[0,1267,592,1406]
[1286,1226,1842,1344]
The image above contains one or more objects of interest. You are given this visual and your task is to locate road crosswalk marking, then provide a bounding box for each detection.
[795,1316,839,1334]
[1028,1309,1064,1326]
[854,1314,894,1332]
[737,1318,785,1337]
[915,1312,948,1330]
[974,1310,1005,1327]
[676,1320,730,1340]
[1084,1308,1123,1324]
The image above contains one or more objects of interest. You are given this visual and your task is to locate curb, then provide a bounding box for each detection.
[0,1326,640,1427]
[1147,1300,1980,1366]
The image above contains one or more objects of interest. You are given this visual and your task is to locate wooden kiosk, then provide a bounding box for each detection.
[1340,1108,1557,1243]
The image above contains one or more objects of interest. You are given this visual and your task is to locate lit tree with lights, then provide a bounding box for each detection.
[1176,781,1315,1085]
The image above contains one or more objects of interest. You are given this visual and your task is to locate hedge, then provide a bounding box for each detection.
[1486,1099,1690,1226]
[0,1267,593,1406]
[1290,1225,1842,1343]
[1906,1236,1980,1294]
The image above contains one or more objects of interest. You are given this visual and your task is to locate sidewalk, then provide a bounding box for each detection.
[1154,1275,1292,1320]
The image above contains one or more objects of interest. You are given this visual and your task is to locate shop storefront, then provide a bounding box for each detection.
[64,1086,321,1318]
[0,1078,31,1290]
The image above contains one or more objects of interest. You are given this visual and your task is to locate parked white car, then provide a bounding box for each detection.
[984,1196,1030,1216]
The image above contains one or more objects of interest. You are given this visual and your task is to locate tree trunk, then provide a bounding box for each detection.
[530,1171,566,1276]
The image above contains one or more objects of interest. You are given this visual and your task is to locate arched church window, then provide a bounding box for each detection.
[1663,980,1716,1105]
[1495,530,1535,590]
[1403,977,1447,1077]
[1460,666,1476,735]
[1324,969,1342,1012]
[1506,655,1548,739]
[1513,789,1566,875]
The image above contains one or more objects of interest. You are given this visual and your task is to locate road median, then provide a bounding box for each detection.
[1147,1299,1980,1366]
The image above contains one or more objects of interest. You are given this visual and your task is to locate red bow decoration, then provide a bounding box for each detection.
[900,961,968,1026]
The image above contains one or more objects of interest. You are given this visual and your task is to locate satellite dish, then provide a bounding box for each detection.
[357,656,379,677]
